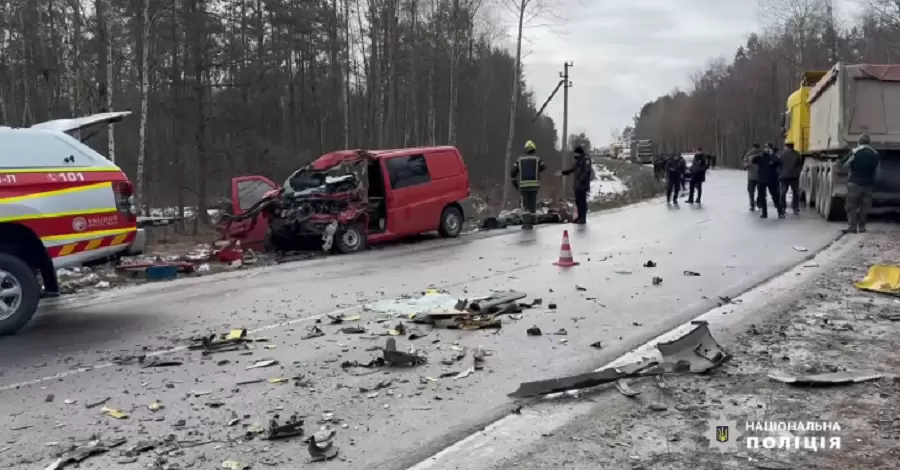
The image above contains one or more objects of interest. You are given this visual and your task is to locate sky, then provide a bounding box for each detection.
[507,0,860,147]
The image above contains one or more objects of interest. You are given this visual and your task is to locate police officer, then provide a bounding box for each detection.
[752,142,784,219]
[510,140,547,229]
[665,153,686,205]
[559,145,592,224]
[841,134,881,233]
[743,144,762,211]
[686,148,709,204]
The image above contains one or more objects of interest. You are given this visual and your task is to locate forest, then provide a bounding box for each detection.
[0,0,564,216]
[633,0,900,167]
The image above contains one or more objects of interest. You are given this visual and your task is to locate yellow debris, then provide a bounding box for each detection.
[148,401,164,412]
[225,329,248,340]
[101,406,128,419]
[264,345,276,350]
[268,377,288,384]
[855,265,900,295]
[221,459,246,470]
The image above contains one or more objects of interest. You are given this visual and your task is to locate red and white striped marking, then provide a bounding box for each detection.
[552,230,579,267]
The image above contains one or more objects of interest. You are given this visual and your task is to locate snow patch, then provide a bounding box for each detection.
[589,162,626,201]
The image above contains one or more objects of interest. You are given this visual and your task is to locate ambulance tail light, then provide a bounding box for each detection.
[113,181,136,223]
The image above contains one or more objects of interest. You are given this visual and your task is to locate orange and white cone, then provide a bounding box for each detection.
[553,230,579,267]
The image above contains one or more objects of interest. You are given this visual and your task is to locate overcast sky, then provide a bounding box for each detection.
[511,0,858,147]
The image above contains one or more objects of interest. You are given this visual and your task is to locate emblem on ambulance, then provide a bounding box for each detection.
[72,217,87,232]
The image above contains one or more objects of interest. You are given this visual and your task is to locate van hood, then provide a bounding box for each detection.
[31,111,132,135]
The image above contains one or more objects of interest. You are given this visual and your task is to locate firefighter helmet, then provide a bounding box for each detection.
[524,140,537,151]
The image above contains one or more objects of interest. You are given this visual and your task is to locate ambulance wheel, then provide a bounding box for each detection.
[334,223,367,254]
[0,253,40,337]
[439,206,463,238]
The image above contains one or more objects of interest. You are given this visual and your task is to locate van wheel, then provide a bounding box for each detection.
[334,223,367,254]
[439,206,463,238]
[0,253,40,337]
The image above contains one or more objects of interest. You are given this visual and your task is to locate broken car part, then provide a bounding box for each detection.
[382,338,426,366]
[44,438,127,470]
[266,414,305,440]
[307,426,339,461]
[768,370,886,386]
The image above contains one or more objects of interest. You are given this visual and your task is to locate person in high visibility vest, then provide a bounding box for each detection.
[510,140,547,229]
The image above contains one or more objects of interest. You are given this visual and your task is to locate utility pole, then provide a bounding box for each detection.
[560,61,573,196]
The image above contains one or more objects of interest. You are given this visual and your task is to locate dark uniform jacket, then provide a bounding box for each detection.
[690,153,709,183]
[778,148,803,180]
[843,145,880,187]
[562,154,593,192]
[510,153,547,190]
[752,150,781,183]
[665,155,686,176]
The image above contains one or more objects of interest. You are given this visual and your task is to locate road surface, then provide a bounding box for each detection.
[0,170,843,469]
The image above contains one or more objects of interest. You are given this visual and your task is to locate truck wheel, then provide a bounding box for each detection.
[334,223,367,254]
[0,253,40,337]
[438,206,463,238]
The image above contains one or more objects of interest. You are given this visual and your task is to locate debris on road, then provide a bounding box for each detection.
[855,264,900,296]
[189,328,251,353]
[327,313,361,324]
[100,406,128,419]
[44,438,127,470]
[508,323,730,398]
[652,276,663,285]
[589,341,603,349]
[221,459,249,469]
[266,414,305,440]
[575,285,587,291]
[615,379,641,397]
[302,326,326,340]
[767,369,886,386]
[527,326,543,336]
[307,426,339,462]
[793,245,808,252]
[246,359,279,370]
[553,328,568,335]
[382,338,426,366]
[683,270,701,276]
[613,269,632,275]
[643,260,657,268]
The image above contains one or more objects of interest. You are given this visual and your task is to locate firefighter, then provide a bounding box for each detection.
[559,146,593,224]
[510,140,547,229]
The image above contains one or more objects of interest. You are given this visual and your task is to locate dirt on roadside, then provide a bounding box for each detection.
[502,226,900,470]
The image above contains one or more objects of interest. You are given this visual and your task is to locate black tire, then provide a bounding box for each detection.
[0,253,40,337]
[334,223,367,254]
[438,206,463,238]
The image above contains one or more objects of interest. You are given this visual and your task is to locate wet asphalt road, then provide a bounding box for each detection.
[0,170,844,469]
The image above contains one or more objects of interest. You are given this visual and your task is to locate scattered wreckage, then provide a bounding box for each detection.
[508,322,731,398]
[216,146,473,254]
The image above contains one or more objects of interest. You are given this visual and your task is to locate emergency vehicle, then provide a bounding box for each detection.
[0,111,146,336]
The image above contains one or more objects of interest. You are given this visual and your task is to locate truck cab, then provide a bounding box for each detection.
[0,112,145,336]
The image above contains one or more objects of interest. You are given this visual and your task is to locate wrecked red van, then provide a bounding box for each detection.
[219,146,473,253]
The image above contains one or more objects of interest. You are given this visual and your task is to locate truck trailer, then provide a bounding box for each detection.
[785,63,900,220]
[630,139,654,164]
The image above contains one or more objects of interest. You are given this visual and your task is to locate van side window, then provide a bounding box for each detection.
[237,179,275,211]
[385,155,431,189]
[0,132,97,168]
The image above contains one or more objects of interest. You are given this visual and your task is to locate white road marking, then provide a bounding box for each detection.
[406,234,856,469]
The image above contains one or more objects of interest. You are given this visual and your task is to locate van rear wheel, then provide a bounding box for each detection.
[439,206,463,238]
[0,253,40,337]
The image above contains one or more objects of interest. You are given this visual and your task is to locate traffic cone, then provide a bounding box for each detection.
[553,230,579,267]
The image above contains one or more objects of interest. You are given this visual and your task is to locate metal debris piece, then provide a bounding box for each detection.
[44,438,127,470]
[656,323,730,373]
[307,426,339,462]
[652,276,663,285]
[221,459,249,470]
[101,406,128,419]
[643,260,657,268]
[190,329,250,353]
[615,379,641,397]
[387,321,407,336]
[268,377,289,384]
[341,358,385,369]
[340,326,367,334]
[553,328,568,335]
[683,270,701,276]
[84,397,110,409]
[382,338,425,366]
[589,341,603,349]
[148,401,164,412]
[793,246,808,252]
[527,326,542,336]
[266,414,304,440]
[302,326,326,339]
[467,291,528,313]
[191,390,211,397]
[408,327,430,340]
[548,303,557,309]
[613,269,633,275]
[768,370,885,386]
[575,285,587,292]
[140,358,183,368]
[327,313,361,324]
[455,367,476,379]
[247,359,279,370]
[509,323,730,398]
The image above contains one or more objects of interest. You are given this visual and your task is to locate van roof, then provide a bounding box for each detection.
[311,146,458,170]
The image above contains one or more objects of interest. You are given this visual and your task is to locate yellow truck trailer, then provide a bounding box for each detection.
[784,63,900,220]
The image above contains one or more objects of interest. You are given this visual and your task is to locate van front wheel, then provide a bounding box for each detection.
[439,206,463,238]
[0,253,40,337]
[334,223,367,254]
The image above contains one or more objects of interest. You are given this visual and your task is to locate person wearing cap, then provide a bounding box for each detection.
[510,140,547,229]
[558,146,593,224]
[841,134,881,233]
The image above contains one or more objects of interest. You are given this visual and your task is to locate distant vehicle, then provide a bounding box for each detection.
[785,63,900,220]
[0,111,145,336]
[631,139,654,164]
[618,149,632,160]
[220,146,473,253]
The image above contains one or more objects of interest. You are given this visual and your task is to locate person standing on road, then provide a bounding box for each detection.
[778,142,803,215]
[841,134,881,233]
[664,153,686,205]
[743,144,762,211]
[752,143,784,219]
[510,140,547,230]
[558,145,592,224]
[687,148,709,204]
